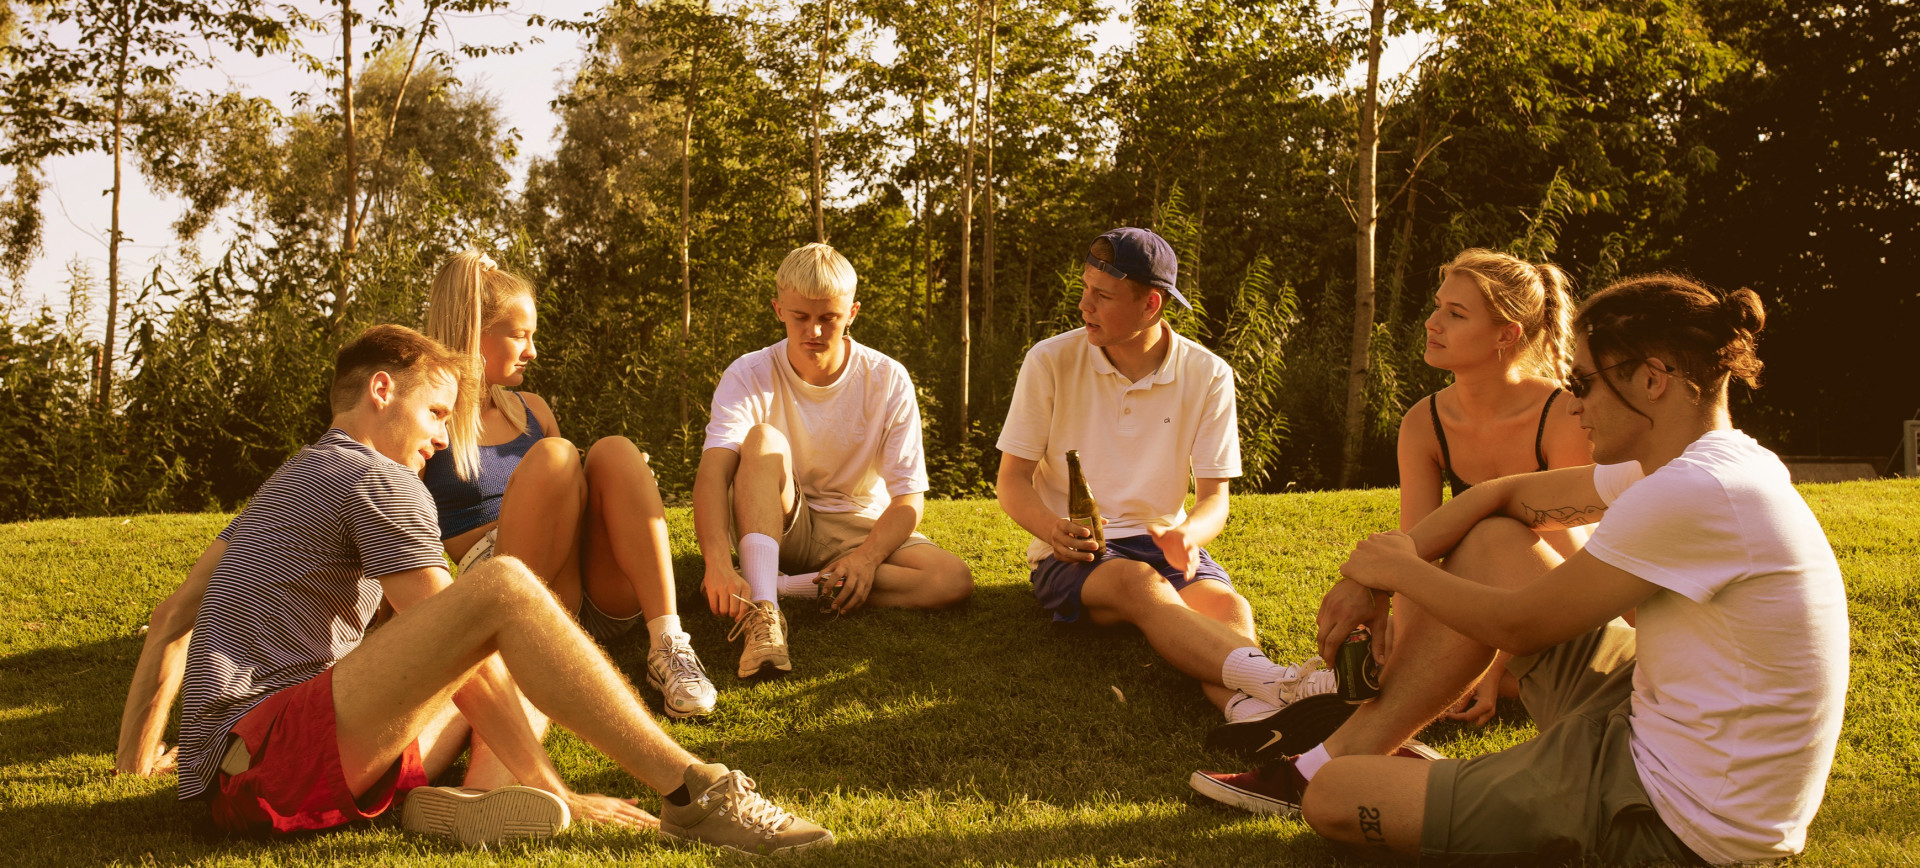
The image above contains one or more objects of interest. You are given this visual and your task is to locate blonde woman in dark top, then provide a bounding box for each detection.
[422,251,716,721]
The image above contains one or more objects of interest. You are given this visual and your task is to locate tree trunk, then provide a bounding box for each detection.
[101,8,129,407]
[679,53,698,430]
[917,90,930,337]
[1338,0,1387,488]
[956,0,981,443]
[1022,232,1033,348]
[808,0,831,243]
[336,0,359,322]
[981,0,998,344]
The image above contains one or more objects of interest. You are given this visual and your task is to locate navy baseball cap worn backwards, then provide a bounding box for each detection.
[1087,227,1190,310]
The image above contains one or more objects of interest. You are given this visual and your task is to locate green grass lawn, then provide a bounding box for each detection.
[3,480,1917,866]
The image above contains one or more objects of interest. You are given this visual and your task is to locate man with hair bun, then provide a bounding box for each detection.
[694,242,973,679]
[1194,277,1847,867]
[117,324,834,855]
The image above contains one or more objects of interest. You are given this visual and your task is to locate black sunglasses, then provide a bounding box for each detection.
[1565,358,1674,399]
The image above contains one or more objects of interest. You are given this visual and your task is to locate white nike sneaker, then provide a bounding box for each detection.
[646,631,718,719]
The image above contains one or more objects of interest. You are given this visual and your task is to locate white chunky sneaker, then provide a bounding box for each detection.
[647,631,718,719]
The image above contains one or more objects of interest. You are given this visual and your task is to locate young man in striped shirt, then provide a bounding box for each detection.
[116,325,831,855]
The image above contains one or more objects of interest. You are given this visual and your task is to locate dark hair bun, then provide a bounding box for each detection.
[1724,287,1766,335]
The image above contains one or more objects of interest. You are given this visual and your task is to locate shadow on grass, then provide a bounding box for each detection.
[0,634,146,769]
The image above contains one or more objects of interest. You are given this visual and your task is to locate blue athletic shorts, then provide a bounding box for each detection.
[1029,534,1233,624]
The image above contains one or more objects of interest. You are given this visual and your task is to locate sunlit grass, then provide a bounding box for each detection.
[3,479,1914,865]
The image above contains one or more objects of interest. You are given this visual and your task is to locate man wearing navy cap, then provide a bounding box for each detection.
[995,228,1336,723]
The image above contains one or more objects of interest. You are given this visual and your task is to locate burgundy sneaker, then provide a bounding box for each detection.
[1188,758,1309,817]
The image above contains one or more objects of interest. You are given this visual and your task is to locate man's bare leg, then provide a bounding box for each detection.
[492,438,589,609]
[860,544,974,610]
[330,556,695,799]
[1179,580,1259,710]
[1301,755,1430,857]
[579,436,677,620]
[734,424,797,539]
[1079,560,1255,687]
[1323,517,1562,758]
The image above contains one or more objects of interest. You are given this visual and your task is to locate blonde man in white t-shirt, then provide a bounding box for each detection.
[996,227,1334,724]
[1193,276,1847,866]
[693,244,974,679]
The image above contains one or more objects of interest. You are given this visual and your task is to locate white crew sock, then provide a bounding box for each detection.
[646,615,683,650]
[1295,743,1333,780]
[739,533,780,605]
[1223,692,1280,724]
[1220,647,1288,706]
[777,571,822,597]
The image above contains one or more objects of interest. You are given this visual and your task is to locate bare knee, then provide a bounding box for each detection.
[1443,517,1540,578]
[1082,560,1172,620]
[740,423,790,458]
[928,558,974,607]
[585,436,650,478]
[460,556,553,610]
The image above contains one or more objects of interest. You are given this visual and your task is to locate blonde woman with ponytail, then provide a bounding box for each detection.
[1279,249,1595,754]
[422,251,717,720]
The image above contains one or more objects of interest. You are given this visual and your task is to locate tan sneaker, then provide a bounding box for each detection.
[659,763,833,856]
[401,785,570,847]
[726,598,791,679]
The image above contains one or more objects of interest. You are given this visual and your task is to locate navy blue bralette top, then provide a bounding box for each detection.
[422,397,547,539]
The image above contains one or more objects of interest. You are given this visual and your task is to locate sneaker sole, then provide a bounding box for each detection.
[401,785,570,847]
[659,823,836,856]
[1398,739,1447,760]
[1188,771,1302,818]
[736,660,793,680]
[1206,694,1358,762]
[646,670,717,720]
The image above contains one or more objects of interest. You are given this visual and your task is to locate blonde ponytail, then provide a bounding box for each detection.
[424,250,534,480]
[1439,248,1573,380]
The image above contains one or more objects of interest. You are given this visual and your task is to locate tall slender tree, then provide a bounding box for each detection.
[1337,0,1386,488]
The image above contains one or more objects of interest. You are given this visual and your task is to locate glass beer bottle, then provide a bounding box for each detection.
[1065,450,1105,550]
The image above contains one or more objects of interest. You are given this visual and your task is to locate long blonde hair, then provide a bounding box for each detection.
[1439,248,1574,380]
[423,249,535,480]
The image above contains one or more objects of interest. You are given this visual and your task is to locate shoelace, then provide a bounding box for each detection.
[1277,657,1330,704]
[662,637,709,687]
[702,770,795,835]
[725,595,784,646]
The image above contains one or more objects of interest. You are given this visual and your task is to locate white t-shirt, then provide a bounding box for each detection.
[996,325,1241,567]
[1585,430,1849,864]
[704,338,928,518]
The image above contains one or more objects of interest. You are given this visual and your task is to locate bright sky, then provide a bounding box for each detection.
[17,0,1422,336]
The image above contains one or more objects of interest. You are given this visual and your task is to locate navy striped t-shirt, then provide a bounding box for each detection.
[177,428,445,801]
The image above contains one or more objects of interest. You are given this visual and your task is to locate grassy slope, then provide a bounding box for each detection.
[1,480,1915,866]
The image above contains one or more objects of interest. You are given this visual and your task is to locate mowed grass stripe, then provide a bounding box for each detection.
[2,480,1914,866]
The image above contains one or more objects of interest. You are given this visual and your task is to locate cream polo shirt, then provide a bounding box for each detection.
[703,338,929,518]
[996,324,1241,567]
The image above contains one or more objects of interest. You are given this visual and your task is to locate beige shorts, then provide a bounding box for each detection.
[1419,621,1705,866]
[731,492,932,573]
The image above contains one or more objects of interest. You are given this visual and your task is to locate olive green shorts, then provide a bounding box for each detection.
[1419,621,1707,867]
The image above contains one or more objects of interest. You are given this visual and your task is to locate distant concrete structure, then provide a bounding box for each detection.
[1780,459,1881,484]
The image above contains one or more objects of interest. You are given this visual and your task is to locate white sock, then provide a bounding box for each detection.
[646,615,682,650]
[1296,743,1333,781]
[1223,692,1280,724]
[1220,647,1287,706]
[777,571,821,597]
[739,533,780,605]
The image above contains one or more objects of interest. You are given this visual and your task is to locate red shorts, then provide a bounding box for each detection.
[209,667,429,834]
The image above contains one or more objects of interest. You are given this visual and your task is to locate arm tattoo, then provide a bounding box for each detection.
[1358,805,1388,847]
[1520,501,1606,529]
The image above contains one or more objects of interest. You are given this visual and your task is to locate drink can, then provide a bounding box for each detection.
[1336,626,1383,704]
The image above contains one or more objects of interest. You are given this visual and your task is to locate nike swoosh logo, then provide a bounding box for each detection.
[1257,730,1286,752]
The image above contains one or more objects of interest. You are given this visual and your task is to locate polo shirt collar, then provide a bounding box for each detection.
[1086,322,1186,386]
